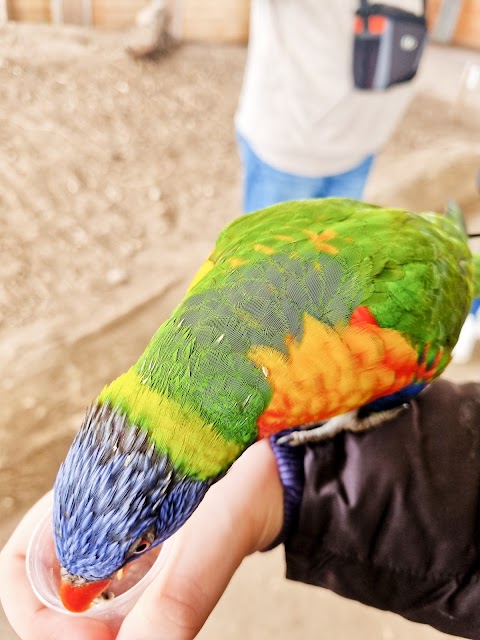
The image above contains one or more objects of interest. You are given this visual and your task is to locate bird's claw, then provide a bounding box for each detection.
[276,431,306,447]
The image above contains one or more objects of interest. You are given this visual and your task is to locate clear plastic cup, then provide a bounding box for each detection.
[26,507,168,634]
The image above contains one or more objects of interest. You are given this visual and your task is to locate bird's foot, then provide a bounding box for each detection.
[276,406,406,447]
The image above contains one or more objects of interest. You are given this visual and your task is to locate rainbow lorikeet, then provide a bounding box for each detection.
[53,198,479,612]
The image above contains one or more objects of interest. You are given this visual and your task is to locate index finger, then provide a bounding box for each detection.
[117,439,283,640]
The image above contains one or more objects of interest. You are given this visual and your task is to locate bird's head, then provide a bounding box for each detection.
[53,403,213,613]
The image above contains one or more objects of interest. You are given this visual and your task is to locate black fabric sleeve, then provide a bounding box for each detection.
[284,379,480,640]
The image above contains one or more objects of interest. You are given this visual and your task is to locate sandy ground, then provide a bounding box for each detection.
[0,21,480,640]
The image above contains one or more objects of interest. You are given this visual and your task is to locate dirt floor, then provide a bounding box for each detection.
[0,21,480,640]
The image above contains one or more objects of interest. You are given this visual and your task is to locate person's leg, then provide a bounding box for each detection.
[322,154,375,200]
[237,134,328,213]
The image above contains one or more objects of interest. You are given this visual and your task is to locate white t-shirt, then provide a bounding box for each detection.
[235,0,423,176]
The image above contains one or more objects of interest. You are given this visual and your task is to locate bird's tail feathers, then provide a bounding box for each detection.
[444,199,468,237]
[473,254,480,298]
[443,200,480,297]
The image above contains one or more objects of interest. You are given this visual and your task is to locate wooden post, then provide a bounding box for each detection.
[50,0,92,24]
[430,0,464,43]
[177,0,250,43]
[427,0,480,48]
[8,0,49,22]
[92,0,146,28]
[0,0,8,22]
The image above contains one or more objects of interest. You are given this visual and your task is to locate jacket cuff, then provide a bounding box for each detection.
[263,432,305,550]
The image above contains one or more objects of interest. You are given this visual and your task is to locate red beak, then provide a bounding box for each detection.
[60,576,112,612]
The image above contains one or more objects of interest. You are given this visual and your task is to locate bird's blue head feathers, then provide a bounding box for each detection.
[53,403,211,581]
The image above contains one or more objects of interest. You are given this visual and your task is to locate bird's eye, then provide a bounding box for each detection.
[133,539,151,555]
[129,525,156,557]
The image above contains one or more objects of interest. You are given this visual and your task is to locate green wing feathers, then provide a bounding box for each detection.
[100,198,475,481]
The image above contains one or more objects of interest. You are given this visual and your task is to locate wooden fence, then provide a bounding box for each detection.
[2,0,251,43]
[3,0,480,49]
[427,0,480,48]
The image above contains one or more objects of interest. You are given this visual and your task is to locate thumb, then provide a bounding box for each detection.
[117,439,283,640]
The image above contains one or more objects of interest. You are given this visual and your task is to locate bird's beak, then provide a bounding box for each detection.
[59,571,112,613]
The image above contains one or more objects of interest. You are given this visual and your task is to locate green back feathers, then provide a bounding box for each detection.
[203,199,473,349]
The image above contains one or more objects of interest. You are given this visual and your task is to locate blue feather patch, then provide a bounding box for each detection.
[53,403,211,581]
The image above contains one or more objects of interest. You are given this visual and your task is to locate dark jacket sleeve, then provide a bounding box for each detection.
[283,379,480,640]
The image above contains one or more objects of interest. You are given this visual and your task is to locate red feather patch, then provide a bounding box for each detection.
[350,306,379,326]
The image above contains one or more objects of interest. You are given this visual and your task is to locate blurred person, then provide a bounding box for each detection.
[2,378,480,640]
[126,0,427,212]
[236,0,427,211]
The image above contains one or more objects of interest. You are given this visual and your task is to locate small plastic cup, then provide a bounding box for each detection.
[26,508,168,634]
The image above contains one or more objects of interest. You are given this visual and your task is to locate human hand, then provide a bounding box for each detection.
[0,491,115,640]
[0,438,283,640]
[285,379,480,640]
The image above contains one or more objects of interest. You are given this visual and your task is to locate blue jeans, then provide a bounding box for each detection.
[237,133,375,213]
